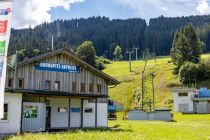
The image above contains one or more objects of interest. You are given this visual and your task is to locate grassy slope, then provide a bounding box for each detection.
[7,114,210,140]
[103,54,210,110]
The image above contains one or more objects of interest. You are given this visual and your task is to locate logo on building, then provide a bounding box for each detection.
[0,41,6,55]
[35,62,81,73]
[0,8,11,15]
[0,20,8,34]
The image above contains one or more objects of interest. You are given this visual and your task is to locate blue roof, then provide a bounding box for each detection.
[199,87,210,98]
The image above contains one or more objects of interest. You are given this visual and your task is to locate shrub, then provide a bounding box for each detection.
[97,56,112,64]
[95,56,112,70]
[179,62,205,85]
[95,60,106,70]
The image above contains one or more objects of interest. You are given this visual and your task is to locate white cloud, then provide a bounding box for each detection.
[113,0,201,22]
[12,0,85,29]
[196,0,210,14]
[161,7,168,11]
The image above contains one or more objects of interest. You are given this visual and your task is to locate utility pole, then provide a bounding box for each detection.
[133,47,139,61]
[13,51,18,90]
[51,36,54,51]
[154,46,157,63]
[126,50,134,72]
[141,71,144,110]
[141,49,149,110]
[150,72,155,111]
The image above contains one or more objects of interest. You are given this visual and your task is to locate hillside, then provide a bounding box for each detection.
[9,15,210,58]
[103,54,210,110]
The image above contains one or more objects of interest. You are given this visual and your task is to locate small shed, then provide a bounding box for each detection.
[128,109,172,121]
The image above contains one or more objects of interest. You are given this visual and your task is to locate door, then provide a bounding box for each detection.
[70,99,81,128]
[208,103,210,113]
[197,102,208,113]
[22,102,46,132]
[46,106,51,130]
[178,104,189,113]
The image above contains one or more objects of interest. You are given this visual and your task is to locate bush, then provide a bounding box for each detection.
[164,99,174,109]
[95,56,112,70]
[95,60,106,71]
[97,56,112,64]
[179,62,205,85]
[204,58,210,79]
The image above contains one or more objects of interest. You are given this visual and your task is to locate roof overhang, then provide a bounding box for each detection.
[192,97,210,101]
[5,89,108,98]
[171,88,198,93]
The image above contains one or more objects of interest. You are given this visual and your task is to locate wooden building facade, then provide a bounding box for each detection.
[0,48,119,134]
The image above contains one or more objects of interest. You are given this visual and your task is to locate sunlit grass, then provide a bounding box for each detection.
[103,54,210,110]
[6,113,210,140]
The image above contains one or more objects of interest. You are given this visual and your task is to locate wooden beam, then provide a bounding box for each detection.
[68,98,71,128]
[81,99,84,128]
[95,98,98,128]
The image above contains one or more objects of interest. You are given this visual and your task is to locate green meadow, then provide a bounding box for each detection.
[6,113,210,140]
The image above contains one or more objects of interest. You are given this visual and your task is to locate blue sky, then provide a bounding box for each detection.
[49,0,136,21]
[12,0,210,29]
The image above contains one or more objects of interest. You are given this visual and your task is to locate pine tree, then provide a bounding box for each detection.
[76,41,96,67]
[114,45,123,61]
[170,24,203,74]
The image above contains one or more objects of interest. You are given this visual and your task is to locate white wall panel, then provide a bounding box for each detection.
[97,103,107,127]
[70,98,81,128]
[47,98,69,128]
[0,93,22,134]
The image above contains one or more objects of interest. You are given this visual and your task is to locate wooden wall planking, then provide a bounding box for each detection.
[6,53,108,95]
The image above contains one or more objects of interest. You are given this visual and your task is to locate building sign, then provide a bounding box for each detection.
[0,20,8,34]
[71,108,80,112]
[0,0,13,119]
[35,62,80,73]
[0,40,5,54]
[0,8,11,15]
[0,61,3,76]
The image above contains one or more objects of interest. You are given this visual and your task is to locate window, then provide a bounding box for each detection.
[72,82,77,92]
[45,80,51,90]
[1,104,8,121]
[88,99,95,103]
[89,83,93,93]
[80,83,86,92]
[8,78,13,88]
[23,105,38,118]
[178,92,188,97]
[55,81,60,91]
[97,84,102,93]
[98,98,107,103]
[18,78,24,89]
[58,107,67,113]
[84,108,93,113]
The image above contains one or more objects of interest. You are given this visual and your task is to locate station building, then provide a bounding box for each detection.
[0,48,119,134]
[172,88,210,113]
